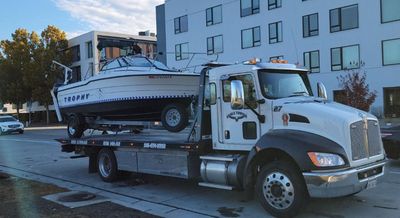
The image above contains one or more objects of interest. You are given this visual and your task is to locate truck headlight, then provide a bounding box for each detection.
[307,152,345,167]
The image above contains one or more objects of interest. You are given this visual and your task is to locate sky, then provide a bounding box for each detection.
[0,0,164,40]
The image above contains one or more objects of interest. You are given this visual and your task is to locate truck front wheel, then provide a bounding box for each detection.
[256,160,308,217]
[97,148,119,182]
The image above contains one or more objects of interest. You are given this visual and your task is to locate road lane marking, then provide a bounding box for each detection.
[389,171,400,175]
[25,126,66,130]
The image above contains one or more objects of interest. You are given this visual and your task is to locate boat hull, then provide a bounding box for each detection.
[55,73,199,121]
[59,97,192,121]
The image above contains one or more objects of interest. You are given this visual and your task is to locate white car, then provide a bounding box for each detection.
[0,115,24,135]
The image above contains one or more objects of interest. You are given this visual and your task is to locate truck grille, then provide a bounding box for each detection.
[350,120,382,161]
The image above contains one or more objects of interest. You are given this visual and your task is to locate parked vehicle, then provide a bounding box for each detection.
[51,55,200,138]
[382,126,400,159]
[0,115,24,135]
[58,59,386,217]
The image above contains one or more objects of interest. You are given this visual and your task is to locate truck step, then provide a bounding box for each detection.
[70,155,87,159]
[198,182,234,190]
[200,155,235,162]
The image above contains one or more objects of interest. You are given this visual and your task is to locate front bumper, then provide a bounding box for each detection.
[1,127,24,133]
[303,159,386,198]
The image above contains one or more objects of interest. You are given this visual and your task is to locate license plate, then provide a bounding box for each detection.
[366,179,377,190]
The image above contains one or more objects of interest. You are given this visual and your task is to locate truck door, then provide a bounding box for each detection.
[217,73,260,150]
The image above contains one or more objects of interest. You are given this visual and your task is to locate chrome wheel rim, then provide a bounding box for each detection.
[262,172,295,210]
[68,125,76,136]
[99,154,111,177]
[165,108,181,127]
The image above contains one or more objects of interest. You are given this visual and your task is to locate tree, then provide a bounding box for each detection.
[337,68,377,112]
[28,25,71,124]
[0,29,36,118]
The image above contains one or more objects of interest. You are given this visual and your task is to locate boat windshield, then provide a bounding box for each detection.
[258,69,313,99]
[124,56,153,67]
[151,60,170,71]
[101,56,172,71]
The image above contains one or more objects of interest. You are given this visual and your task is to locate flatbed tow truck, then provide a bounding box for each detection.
[57,60,386,217]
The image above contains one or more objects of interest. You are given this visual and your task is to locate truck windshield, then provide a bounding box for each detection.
[258,70,313,99]
[0,117,16,122]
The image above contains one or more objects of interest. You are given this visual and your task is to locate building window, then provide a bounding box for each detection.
[303,50,320,73]
[86,41,93,59]
[330,4,358,33]
[384,87,400,118]
[303,13,318,37]
[70,45,80,62]
[269,21,283,44]
[269,55,284,61]
[175,43,189,61]
[241,26,261,49]
[88,62,94,77]
[241,0,260,17]
[71,66,81,82]
[174,15,188,34]
[381,0,400,23]
[331,44,360,71]
[268,0,281,10]
[206,5,222,26]
[207,35,223,55]
[382,38,400,65]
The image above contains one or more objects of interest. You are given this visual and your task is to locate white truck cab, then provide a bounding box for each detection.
[204,60,386,216]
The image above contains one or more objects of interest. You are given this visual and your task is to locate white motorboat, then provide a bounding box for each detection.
[51,55,200,137]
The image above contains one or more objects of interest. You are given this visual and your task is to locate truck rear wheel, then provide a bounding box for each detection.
[256,160,308,217]
[97,148,119,182]
[161,103,188,132]
[67,115,85,138]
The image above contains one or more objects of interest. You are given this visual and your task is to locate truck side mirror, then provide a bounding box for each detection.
[317,82,328,100]
[231,80,245,109]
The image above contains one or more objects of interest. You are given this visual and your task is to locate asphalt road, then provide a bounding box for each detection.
[0,128,399,218]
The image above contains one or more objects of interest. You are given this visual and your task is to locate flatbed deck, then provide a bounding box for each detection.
[57,127,209,152]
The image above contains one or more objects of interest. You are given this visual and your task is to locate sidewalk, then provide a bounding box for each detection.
[0,172,157,218]
[25,126,66,130]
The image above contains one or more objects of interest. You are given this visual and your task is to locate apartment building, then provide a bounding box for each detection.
[156,0,400,118]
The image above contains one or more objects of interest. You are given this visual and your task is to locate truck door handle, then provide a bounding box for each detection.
[224,130,230,139]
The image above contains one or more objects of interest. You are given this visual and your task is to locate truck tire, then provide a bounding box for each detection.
[256,160,308,217]
[161,103,188,132]
[97,148,119,182]
[67,115,84,138]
